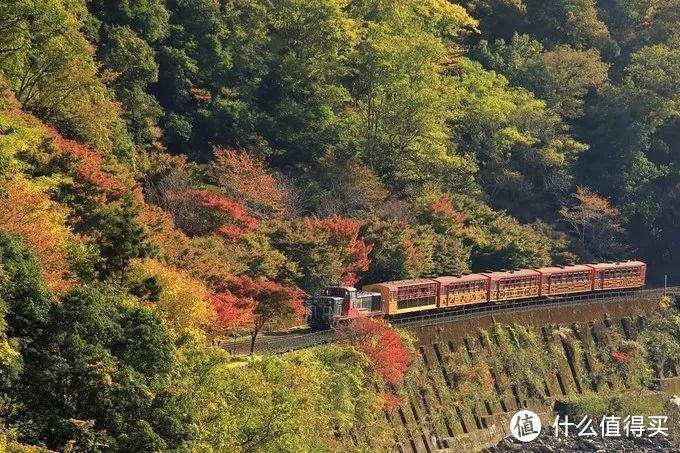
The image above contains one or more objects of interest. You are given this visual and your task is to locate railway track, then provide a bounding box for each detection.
[223,329,338,356]
[392,286,680,328]
[226,286,679,355]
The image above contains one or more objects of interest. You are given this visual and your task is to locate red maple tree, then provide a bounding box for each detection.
[48,129,128,198]
[209,292,256,333]
[304,215,372,286]
[381,392,402,411]
[168,189,258,239]
[338,318,412,385]
[611,350,636,363]
[219,275,305,353]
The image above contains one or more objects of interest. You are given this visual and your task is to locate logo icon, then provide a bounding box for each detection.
[510,410,541,442]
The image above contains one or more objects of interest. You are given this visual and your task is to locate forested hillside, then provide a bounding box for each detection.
[0,0,678,451]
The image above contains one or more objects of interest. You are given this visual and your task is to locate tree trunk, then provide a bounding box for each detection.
[250,331,257,354]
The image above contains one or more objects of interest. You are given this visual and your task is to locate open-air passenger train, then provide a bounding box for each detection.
[306,261,647,330]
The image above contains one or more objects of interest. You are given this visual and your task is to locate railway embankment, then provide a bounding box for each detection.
[386,290,680,452]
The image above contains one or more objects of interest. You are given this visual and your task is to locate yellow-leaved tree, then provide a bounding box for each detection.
[128,259,216,337]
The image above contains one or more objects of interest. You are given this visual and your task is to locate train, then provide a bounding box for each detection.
[306,260,647,330]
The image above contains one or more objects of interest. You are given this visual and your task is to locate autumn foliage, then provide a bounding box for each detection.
[222,275,305,324]
[48,130,128,198]
[0,178,73,293]
[169,189,258,239]
[305,215,372,286]
[219,275,305,352]
[127,259,216,335]
[211,148,285,216]
[611,350,636,363]
[560,186,626,259]
[381,392,402,411]
[428,192,467,232]
[208,292,255,333]
[338,318,412,385]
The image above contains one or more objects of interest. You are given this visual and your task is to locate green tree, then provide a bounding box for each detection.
[0,0,129,154]
[18,287,191,451]
[360,220,437,282]
[473,36,609,118]
[88,0,170,44]
[583,42,680,275]
[451,58,588,216]
[0,230,52,343]
[471,33,545,89]
[101,26,163,145]
[93,196,156,281]
[523,0,616,53]
[347,3,477,192]
[539,45,609,118]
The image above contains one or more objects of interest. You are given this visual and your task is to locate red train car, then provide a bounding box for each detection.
[586,261,646,290]
[537,264,594,296]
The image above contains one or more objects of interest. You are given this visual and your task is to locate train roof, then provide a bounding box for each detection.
[364,278,437,290]
[322,285,357,291]
[537,264,594,274]
[435,274,490,284]
[585,260,646,270]
[481,269,541,279]
[357,290,381,297]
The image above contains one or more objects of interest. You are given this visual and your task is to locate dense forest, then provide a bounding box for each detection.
[0,0,679,451]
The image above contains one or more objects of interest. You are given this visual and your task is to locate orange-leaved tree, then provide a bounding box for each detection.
[48,130,129,199]
[0,177,74,293]
[560,186,626,260]
[210,147,286,217]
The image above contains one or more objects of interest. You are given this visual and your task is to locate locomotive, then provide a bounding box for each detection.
[306,260,647,330]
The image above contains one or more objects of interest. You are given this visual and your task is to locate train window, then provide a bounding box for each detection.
[397,284,436,301]
[397,295,436,310]
[357,296,370,311]
[601,268,640,279]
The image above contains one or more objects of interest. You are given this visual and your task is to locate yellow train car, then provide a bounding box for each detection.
[362,279,438,315]
[434,274,490,308]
